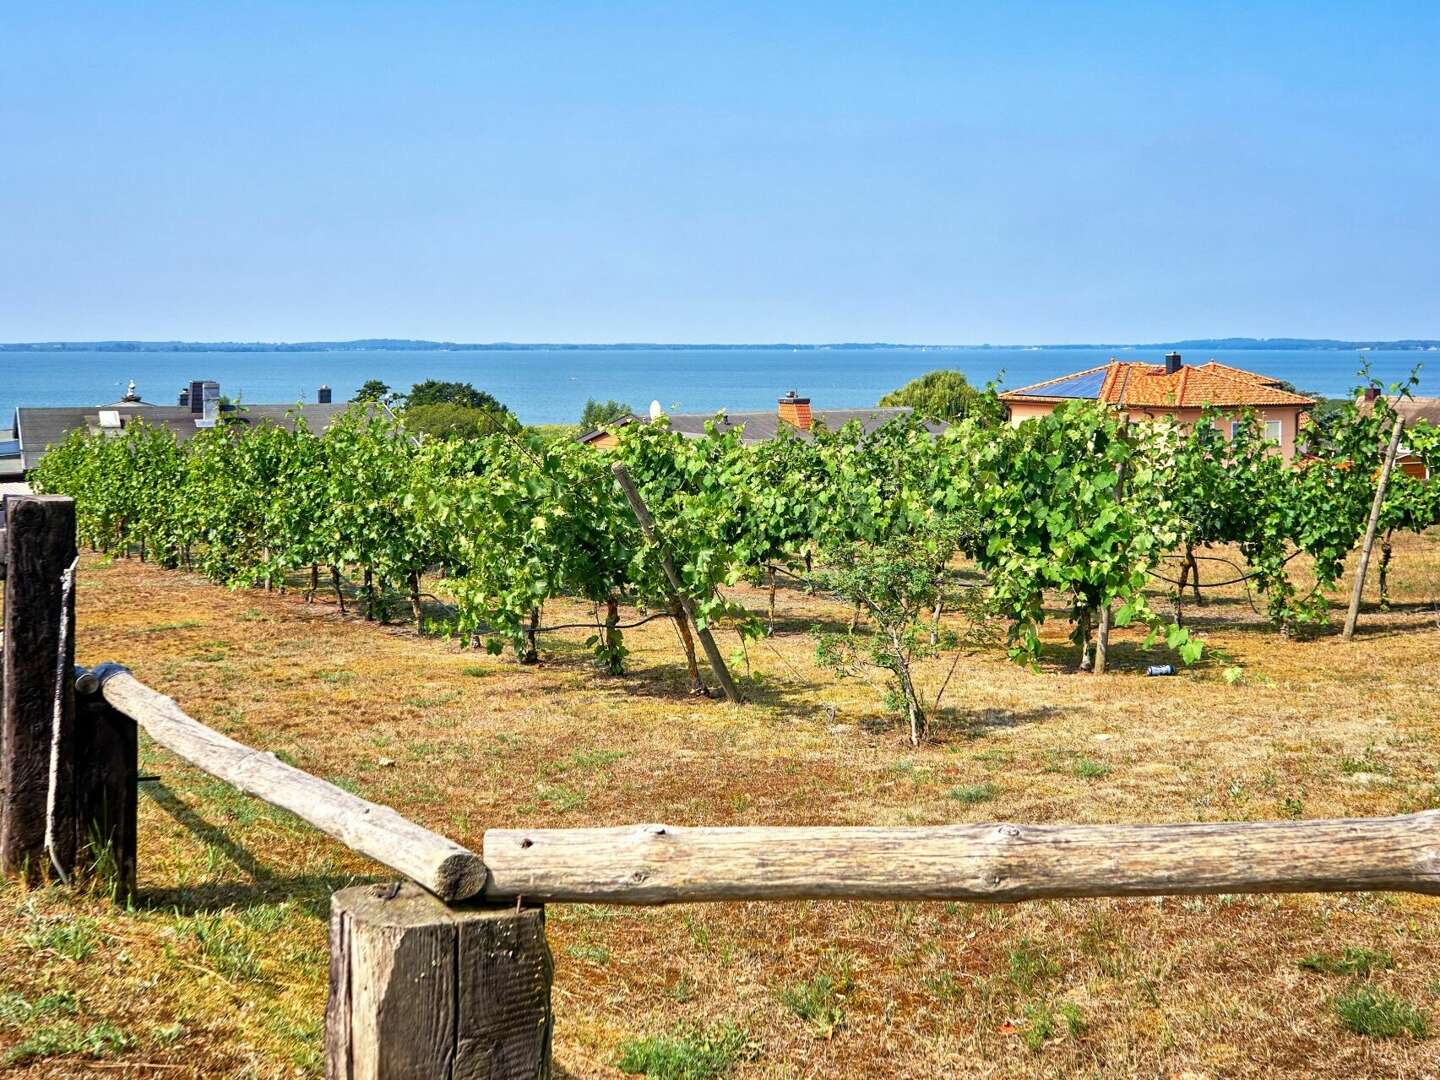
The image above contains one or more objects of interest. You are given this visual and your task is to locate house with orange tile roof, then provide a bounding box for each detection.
[999,353,1315,459]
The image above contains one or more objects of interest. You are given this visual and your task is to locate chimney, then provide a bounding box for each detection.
[1364,387,1380,402]
[178,386,190,408]
[777,390,812,431]
[1164,351,1183,375]
[188,379,219,414]
[318,385,333,404]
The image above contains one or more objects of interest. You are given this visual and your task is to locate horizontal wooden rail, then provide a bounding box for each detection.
[482,816,1440,904]
[86,667,1440,909]
[91,665,487,901]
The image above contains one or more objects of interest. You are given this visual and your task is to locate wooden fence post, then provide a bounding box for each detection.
[327,883,552,1080]
[1,495,78,882]
[74,665,138,901]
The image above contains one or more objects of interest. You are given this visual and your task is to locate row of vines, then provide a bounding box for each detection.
[31,379,1440,743]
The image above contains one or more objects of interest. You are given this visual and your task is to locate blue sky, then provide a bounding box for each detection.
[2,2,1436,343]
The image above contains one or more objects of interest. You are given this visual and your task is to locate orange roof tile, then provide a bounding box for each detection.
[1001,359,1314,408]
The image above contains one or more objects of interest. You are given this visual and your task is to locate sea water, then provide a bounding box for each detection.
[0,347,1428,427]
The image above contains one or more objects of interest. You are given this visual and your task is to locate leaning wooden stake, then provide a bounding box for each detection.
[327,883,552,1080]
[610,462,742,703]
[482,812,1440,904]
[1,496,78,882]
[92,666,488,901]
[1344,412,1405,641]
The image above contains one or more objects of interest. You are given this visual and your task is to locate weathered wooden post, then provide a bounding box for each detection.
[74,664,139,900]
[1,495,79,882]
[327,883,553,1080]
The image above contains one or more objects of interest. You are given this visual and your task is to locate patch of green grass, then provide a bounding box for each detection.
[316,669,355,686]
[460,665,493,678]
[1334,985,1430,1038]
[539,784,585,812]
[949,781,998,804]
[177,913,262,982]
[1021,1001,1055,1051]
[1006,940,1059,991]
[1338,745,1391,776]
[0,990,79,1027]
[1299,947,1395,977]
[778,963,852,1038]
[1058,1001,1085,1037]
[141,619,203,633]
[1020,1000,1084,1051]
[566,942,612,965]
[922,971,962,1001]
[23,916,101,962]
[1072,758,1111,781]
[404,690,462,709]
[3,1020,134,1065]
[150,1022,185,1046]
[617,1024,753,1079]
[236,902,295,934]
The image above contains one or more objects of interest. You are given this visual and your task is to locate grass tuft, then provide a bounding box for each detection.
[3,1020,134,1065]
[617,1024,753,1079]
[778,963,852,1038]
[949,781,998,804]
[1299,946,1394,977]
[23,916,101,962]
[1334,985,1430,1039]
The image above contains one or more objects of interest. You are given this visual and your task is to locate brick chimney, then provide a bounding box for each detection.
[1363,387,1380,402]
[778,390,812,431]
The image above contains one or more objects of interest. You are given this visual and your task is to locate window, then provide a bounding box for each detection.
[1264,419,1283,444]
[1229,420,1242,439]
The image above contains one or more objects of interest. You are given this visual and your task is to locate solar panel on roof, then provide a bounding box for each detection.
[1020,370,1106,398]
[0,441,18,456]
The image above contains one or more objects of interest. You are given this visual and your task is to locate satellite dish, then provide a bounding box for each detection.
[649,399,664,420]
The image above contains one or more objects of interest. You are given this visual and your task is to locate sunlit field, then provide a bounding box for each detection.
[1,536,1438,1078]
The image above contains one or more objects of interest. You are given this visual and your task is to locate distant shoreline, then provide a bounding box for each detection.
[2,337,1437,353]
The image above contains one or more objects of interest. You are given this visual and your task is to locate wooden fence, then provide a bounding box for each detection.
[1,495,1437,1079]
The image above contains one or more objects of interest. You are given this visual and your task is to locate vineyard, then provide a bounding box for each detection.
[5,379,1440,1077]
[30,378,1440,740]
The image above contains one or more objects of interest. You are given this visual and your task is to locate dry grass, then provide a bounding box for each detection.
[2,534,1439,1077]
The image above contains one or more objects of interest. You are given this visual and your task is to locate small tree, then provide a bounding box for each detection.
[404,380,509,412]
[879,370,1004,424]
[351,379,394,404]
[580,398,635,431]
[812,524,974,747]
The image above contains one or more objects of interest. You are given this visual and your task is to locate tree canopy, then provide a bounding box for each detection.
[404,380,509,412]
[878,370,1003,424]
[579,398,635,430]
[351,379,394,404]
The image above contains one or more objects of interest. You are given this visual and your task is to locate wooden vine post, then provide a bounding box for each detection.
[1,495,137,896]
[610,462,742,703]
[327,883,553,1080]
[1344,412,1405,641]
[1,496,79,881]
